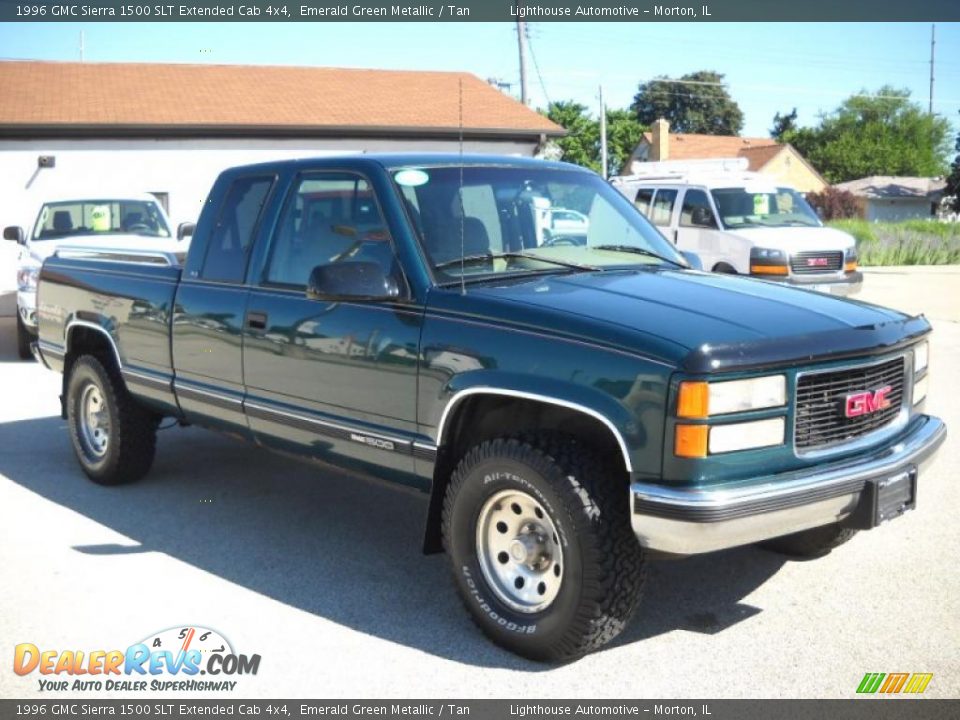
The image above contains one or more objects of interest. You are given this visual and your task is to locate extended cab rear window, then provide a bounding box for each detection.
[201,176,274,283]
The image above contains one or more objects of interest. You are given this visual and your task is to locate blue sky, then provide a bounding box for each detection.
[1,21,958,138]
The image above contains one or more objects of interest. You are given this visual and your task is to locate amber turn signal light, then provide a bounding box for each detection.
[677,381,709,418]
[844,261,858,273]
[675,424,708,458]
[749,264,789,276]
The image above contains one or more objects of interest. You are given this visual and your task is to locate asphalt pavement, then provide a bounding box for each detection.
[0,271,957,699]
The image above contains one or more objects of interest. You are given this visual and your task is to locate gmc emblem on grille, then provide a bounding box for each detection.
[845,386,893,418]
[807,257,830,267]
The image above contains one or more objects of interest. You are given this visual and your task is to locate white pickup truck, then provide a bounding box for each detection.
[4,193,191,359]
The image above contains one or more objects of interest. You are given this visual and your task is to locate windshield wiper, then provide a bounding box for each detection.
[592,245,684,267]
[434,252,599,272]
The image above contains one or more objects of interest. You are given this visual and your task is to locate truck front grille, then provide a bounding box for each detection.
[794,356,905,452]
[790,251,843,275]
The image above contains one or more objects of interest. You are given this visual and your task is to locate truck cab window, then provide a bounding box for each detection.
[265,174,397,288]
[680,190,717,228]
[202,176,274,283]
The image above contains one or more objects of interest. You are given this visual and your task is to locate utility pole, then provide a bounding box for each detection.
[599,85,608,180]
[516,15,529,106]
[928,23,935,115]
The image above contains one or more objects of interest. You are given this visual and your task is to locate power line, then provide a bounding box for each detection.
[525,26,552,108]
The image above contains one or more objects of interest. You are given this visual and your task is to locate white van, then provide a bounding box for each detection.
[611,159,862,296]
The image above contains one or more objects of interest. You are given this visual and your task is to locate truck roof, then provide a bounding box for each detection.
[219,153,589,175]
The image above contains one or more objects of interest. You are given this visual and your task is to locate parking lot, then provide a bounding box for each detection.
[0,267,957,699]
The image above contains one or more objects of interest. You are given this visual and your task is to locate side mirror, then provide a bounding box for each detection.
[177,222,195,241]
[306,261,400,302]
[3,226,25,245]
[691,207,716,228]
[681,251,703,270]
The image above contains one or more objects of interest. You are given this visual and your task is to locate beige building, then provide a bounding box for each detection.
[626,119,827,193]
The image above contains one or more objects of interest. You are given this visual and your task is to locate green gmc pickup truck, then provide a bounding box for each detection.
[34,155,946,661]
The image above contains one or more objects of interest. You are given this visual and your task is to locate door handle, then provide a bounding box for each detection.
[246,311,268,330]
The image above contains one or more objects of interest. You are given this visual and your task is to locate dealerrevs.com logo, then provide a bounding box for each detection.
[13,626,261,693]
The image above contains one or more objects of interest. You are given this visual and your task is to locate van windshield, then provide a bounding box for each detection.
[32,200,171,241]
[710,187,821,229]
[393,165,686,285]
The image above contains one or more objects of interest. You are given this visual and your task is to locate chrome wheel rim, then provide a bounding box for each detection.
[78,384,110,459]
[476,489,564,614]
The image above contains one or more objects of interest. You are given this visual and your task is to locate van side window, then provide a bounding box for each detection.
[680,190,718,229]
[202,176,274,283]
[265,173,398,288]
[634,188,654,216]
[650,189,677,226]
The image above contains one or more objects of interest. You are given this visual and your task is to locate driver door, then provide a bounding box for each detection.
[241,172,422,480]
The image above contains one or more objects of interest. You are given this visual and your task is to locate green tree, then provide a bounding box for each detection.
[783,87,952,184]
[631,70,744,135]
[944,112,960,212]
[544,101,600,171]
[770,108,798,140]
[604,109,646,175]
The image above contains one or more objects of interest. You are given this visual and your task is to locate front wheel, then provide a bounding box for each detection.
[16,315,34,360]
[442,435,646,661]
[66,355,159,485]
[761,523,857,558]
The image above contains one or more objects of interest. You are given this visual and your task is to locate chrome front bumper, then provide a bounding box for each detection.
[631,415,946,555]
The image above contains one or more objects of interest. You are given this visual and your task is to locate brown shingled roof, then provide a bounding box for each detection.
[641,131,781,169]
[0,60,562,138]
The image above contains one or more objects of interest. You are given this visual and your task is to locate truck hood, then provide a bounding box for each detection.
[722,225,855,253]
[25,234,186,264]
[453,268,927,373]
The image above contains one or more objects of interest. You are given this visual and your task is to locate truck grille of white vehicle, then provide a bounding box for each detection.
[794,356,905,451]
[790,251,843,275]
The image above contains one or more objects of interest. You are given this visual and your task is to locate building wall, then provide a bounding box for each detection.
[0,135,536,290]
[864,198,935,223]
[757,148,826,193]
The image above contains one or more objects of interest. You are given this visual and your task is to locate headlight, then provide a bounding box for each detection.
[913,342,929,405]
[749,247,788,276]
[913,342,928,375]
[675,375,788,457]
[16,267,39,291]
[678,375,787,417]
[844,247,858,272]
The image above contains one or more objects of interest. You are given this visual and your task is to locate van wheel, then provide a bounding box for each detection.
[442,434,646,661]
[66,355,159,485]
[712,263,737,274]
[16,315,34,360]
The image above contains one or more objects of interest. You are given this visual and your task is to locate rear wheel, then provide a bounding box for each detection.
[712,263,737,274]
[442,434,646,661]
[761,523,857,558]
[66,355,159,485]
[16,315,34,360]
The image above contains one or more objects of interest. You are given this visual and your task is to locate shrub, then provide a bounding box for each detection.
[806,188,862,220]
[828,219,960,265]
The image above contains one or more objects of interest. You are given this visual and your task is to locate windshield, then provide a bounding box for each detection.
[32,199,171,241]
[710,187,821,229]
[392,165,685,284]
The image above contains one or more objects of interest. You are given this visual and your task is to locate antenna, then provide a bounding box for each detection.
[458,77,466,296]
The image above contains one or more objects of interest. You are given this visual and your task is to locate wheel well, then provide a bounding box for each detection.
[712,262,737,274]
[61,325,121,418]
[422,394,629,554]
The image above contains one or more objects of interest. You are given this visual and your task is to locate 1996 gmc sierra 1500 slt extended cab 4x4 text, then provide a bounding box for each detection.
[33,155,946,661]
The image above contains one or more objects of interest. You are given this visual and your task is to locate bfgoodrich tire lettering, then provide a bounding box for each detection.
[66,355,158,485]
[442,434,646,661]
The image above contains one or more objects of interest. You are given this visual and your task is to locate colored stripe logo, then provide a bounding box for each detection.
[857,672,933,694]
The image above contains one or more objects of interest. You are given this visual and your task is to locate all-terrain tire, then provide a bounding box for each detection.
[761,523,858,558]
[16,315,34,360]
[442,433,645,661]
[66,355,158,485]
